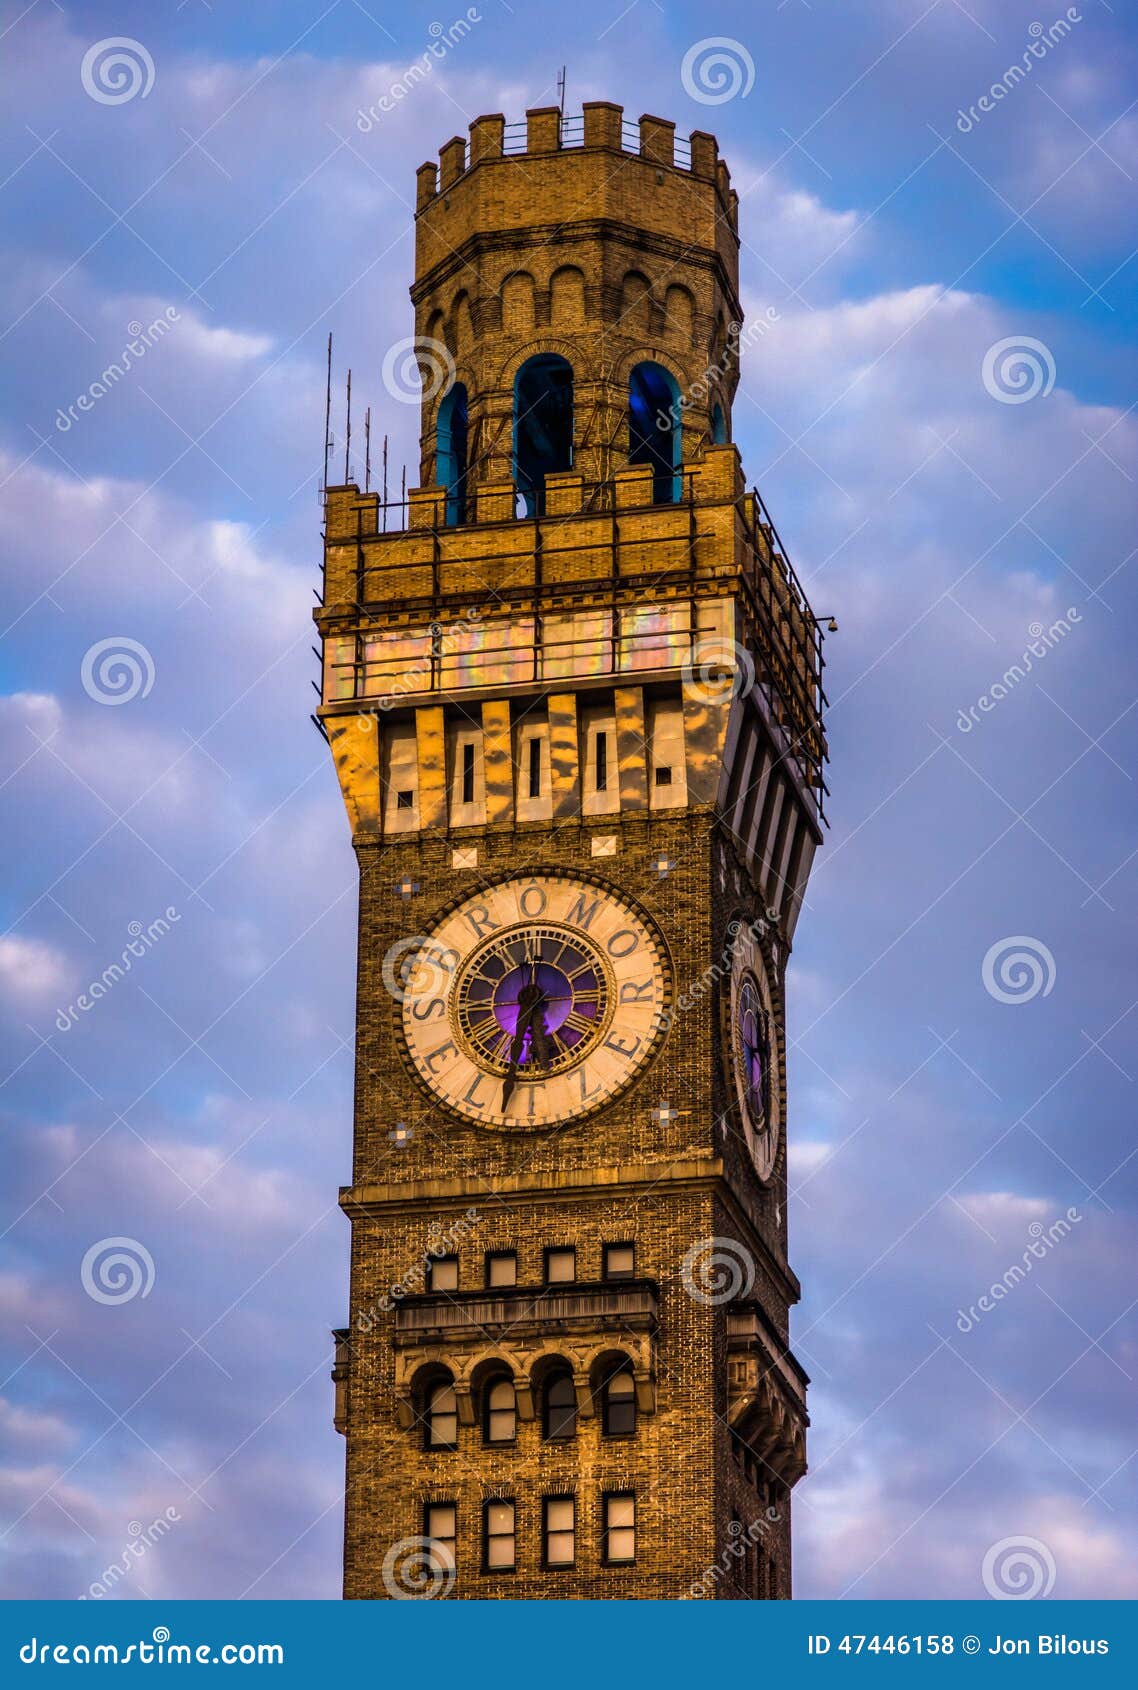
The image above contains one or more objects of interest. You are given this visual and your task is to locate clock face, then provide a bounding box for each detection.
[399,874,670,1129]
[727,919,781,1180]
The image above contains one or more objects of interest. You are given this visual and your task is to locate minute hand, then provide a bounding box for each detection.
[501,995,545,1109]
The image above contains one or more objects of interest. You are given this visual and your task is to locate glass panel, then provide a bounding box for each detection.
[438,615,536,690]
[362,630,433,698]
[486,1502,513,1534]
[541,610,613,680]
[605,1245,635,1277]
[488,1408,515,1441]
[607,1496,635,1529]
[430,1257,458,1291]
[546,1374,576,1438]
[546,1249,575,1283]
[546,1499,573,1532]
[620,604,690,672]
[486,1534,515,1568]
[487,1253,517,1287]
[427,1504,456,1539]
[607,1527,635,1561]
[547,1531,574,1564]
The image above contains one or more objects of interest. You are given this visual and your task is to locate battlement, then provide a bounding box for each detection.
[415,103,736,221]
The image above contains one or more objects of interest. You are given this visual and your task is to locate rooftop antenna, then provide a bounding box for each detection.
[364,406,371,494]
[344,368,352,484]
[322,332,332,493]
[382,433,389,531]
[556,65,566,118]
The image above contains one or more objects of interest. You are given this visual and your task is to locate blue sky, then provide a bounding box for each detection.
[1,0,1136,1600]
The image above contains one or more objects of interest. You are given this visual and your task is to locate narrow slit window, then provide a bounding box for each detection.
[595,731,608,792]
[462,741,475,805]
[528,736,542,798]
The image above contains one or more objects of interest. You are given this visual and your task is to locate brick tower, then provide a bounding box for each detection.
[317,103,827,1600]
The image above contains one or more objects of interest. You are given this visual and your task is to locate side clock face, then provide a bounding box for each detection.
[399,874,670,1129]
[728,920,781,1181]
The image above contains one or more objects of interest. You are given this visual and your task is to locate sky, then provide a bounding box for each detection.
[1,0,1136,1603]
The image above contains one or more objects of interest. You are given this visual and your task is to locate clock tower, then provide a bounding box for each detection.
[317,104,827,1600]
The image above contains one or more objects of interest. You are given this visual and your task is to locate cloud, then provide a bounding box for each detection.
[0,934,72,1003]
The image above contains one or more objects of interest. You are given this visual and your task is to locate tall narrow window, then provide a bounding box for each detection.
[482,1500,516,1572]
[514,353,573,517]
[462,741,475,805]
[437,383,469,527]
[528,735,542,799]
[424,1501,457,1572]
[601,1367,636,1438]
[595,731,608,792]
[543,1496,575,1567]
[543,1370,577,1440]
[629,361,681,504]
[425,1378,458,1448]
[602,1493,636,1565]
[483,1376,516,1445]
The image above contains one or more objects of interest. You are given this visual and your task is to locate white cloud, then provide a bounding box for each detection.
[0,934,72,1002]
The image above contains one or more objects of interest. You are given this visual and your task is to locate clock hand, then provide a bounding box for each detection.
[501,984,547,1108]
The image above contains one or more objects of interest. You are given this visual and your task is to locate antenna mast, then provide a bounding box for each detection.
[323,332,332,492]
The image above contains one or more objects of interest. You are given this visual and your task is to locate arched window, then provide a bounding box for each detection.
[514,353,574,518]
[483,1375,516,1444]
[629,361,681,505]
[711,402,727,446]
[601,1366,636,1438]
[542,1368,577,1440]
[437,382,468,527]
[425,1377,458,1448]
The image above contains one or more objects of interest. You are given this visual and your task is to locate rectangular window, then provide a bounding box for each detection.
[528,735,542,799]
[482,1499,516,1572]
[543,1495,575,1567]
[595,730,608,792]
[654,765,672,786]
[462,741,475,805]
[396,788,414,810]
[602,1492,636,1565]
[428,1255,459,1292]
[544,1246,576,1284]
[424,1501,457,1572]
[485,1251,517,1289]
[603,1242,635,1280]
